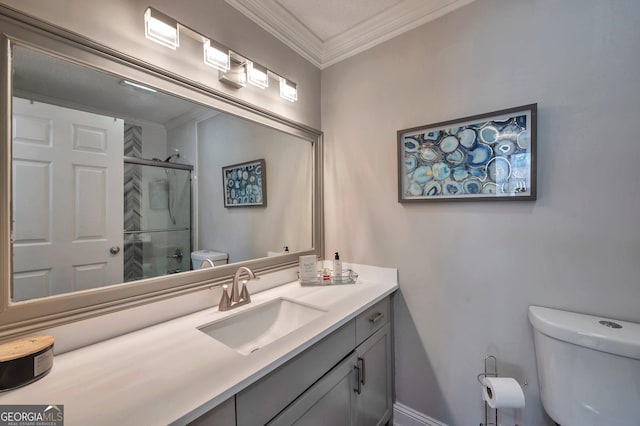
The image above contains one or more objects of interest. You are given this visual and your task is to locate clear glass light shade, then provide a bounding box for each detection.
[203,40,230,72]
[247,61,268,89]
[279,78,297,102]
[144,8,179,50]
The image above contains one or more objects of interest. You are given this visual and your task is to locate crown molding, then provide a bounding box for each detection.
[226,0,323,68]
[322,0,477,68]
[226,0,476,69]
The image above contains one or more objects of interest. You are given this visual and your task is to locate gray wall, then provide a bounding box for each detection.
[0,0,320,128]
[321,0,640,425]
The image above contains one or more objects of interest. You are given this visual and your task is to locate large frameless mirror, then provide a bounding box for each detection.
[0,9,322,337]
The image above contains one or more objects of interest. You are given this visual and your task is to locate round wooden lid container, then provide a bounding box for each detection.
[0,336,54,391]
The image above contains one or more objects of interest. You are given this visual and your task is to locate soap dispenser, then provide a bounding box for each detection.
[333,252,342,277]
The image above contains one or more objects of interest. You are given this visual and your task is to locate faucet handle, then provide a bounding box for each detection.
[240,280,251,303]
[218,285,231,311]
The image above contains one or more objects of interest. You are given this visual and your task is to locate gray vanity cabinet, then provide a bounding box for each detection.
[192,295,393,426]
[268,297,392,426]
[354,323,392,426]
[353,296,392,424]
[270,323,392,426]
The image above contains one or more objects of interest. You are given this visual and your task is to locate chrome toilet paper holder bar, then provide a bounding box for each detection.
[478,355,499,426]
[477,355,527,426]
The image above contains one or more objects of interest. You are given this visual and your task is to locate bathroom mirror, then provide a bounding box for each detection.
[10,45,313,302]
[0,9,322,337]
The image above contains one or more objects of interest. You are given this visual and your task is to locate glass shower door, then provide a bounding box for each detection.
[124,159,192,282]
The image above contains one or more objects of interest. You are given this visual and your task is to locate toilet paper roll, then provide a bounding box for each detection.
[481,377,525,409]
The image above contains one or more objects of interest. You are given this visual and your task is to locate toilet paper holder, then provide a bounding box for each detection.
[477,355,527,426]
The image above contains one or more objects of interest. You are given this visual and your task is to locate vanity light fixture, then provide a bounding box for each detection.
[279,77,297,102]
[144,7,179,50]
[246,61,268,89]
[218,57,247,88]
[142,7,297,101]
[203,39,230,72]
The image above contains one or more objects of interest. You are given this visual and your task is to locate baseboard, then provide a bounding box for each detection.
[393,402,448,426]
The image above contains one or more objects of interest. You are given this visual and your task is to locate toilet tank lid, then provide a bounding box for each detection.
[528,306,640,360]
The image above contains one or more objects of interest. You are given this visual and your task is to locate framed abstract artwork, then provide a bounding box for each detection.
[397,104,537,202]
[222,159,266,207]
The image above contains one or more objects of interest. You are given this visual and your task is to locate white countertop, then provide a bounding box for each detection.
[0,264,397,425]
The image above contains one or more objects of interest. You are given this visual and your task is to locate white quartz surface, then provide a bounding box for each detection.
[0,263,397,425]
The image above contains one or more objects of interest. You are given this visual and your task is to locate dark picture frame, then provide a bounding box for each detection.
[397,104,537,202]
[222,159,267,207]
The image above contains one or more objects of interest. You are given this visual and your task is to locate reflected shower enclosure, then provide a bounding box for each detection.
[124,158,192,281]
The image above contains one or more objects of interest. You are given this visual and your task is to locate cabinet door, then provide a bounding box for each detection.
[355,323,392,426]
[269,353,357,426]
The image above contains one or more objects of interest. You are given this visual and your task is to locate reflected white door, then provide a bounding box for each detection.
[12,97,124,301]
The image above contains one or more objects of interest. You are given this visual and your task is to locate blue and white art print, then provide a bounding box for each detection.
[222,159,266,207]
[397,104,537,202]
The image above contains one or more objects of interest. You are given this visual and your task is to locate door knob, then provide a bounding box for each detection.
[109,246,121,255]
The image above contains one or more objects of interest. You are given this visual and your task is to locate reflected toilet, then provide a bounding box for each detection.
[191,250,229,269]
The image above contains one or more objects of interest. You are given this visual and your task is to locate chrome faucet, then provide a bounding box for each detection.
[218,266,259,311]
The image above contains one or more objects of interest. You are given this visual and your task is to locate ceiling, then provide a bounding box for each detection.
[13,45,211,126]
[225,0,477,69]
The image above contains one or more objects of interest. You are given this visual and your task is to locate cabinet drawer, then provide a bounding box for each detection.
[355,297,389,346]
[236,320,356,426]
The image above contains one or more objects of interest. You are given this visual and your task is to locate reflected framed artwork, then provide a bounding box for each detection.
[397,104,537,202]
[222,159,267,207]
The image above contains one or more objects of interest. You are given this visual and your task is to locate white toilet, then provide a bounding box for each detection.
[191,249,228,269]
[529,306,640,426]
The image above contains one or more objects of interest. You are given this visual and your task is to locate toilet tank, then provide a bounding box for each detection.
[528,306,640,426]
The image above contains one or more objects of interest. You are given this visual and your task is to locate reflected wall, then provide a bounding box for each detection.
[198,113,313,263]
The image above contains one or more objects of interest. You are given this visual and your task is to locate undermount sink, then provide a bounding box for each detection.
[198,298,327,355]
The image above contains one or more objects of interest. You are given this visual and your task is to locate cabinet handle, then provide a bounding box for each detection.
[369,312,384,324]
[353,365,362,394]
[358,357,365,386]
